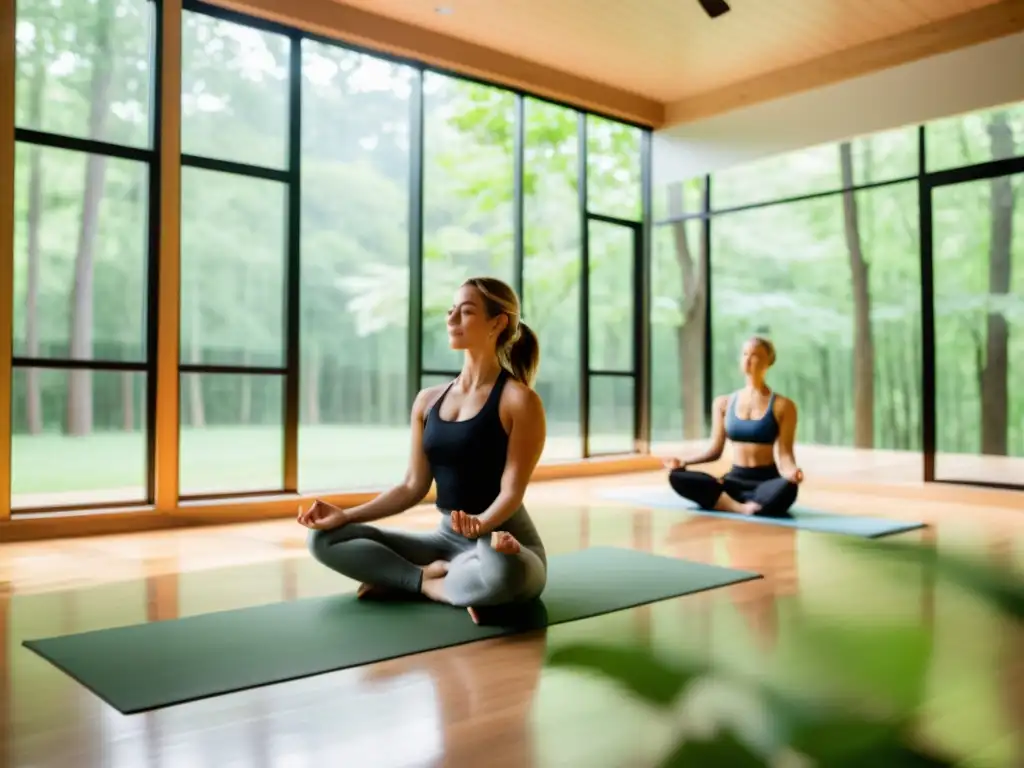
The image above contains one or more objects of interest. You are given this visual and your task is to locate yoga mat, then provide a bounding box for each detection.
[23,546,759,714]
[599,486,926,538]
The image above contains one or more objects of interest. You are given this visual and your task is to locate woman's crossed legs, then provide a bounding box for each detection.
[307,519,547,622]
[668,467,798,518]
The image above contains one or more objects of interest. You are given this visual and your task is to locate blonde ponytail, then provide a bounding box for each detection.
[499,321,540,387]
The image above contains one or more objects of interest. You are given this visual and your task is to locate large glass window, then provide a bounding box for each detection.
[655,101,1024,492]
[178,372,284,495]
[10,368,147,509]
[299,42,414,492]
[650,178,706,449]
[178,11,292,497]
[421,73,516,374]
[14,0,155,147]
[522,98,582,461]
[179,167,287,369]
[709,177,920,451]
[6,1,651,513]
[586,114,642,221]
[584,114,642,457]
[180,12,290,169]
[19,0,1022,511]
[587,219,638,455]
[10,0,155,510]
[926,103,1024,173]
[711,126,918,211]
[13,148,149,365]
[933,172,1023,485]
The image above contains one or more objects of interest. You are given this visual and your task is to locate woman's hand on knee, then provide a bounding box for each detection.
[297,499,348,530]
[450,510,483,539]
[783,468,804,484]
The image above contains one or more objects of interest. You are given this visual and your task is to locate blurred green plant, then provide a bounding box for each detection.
[546,536,1023,767]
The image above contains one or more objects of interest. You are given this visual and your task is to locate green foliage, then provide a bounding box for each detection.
[661,729,766,767]
[547,644,703,706]
[544,538,1024,767]
[789,716,954,768]
[841,537,1024,619]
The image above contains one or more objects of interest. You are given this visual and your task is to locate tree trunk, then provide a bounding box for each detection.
[24,52,46,435]
[122,371,134,431]
[979,112,1014,456]
[189,280,205,427]
[360,348,371,425]
[880,334,894,448]
[892,332,908,449]
[839,142,875,448]
[66,0,115,436]
[120,163,149,431]
[304,344,321,425]
[240,349,252,424]
[190,375,205,427]
[667,182,706,439]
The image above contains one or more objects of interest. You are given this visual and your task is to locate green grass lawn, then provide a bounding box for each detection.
[11,423,629,507]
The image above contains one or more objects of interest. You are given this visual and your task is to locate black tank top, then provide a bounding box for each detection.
[422,371,510,515]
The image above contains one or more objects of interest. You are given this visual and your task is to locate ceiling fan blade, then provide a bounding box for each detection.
[698,0,731,18]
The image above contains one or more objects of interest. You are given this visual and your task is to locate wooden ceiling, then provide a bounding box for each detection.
[223,0,1024,126]
[333,0,1002,101]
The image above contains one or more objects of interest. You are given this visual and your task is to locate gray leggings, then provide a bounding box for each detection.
[307,507,548,607]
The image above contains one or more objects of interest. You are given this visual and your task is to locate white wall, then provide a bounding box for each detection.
[653,31,1024,185]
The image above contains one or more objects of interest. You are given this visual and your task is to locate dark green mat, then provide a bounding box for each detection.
[23,546,759,714]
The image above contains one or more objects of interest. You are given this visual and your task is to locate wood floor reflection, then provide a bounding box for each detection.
[1,469,1022,768]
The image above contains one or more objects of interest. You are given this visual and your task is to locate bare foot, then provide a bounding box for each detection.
[492,531,521,555]
[421,560,450,579]
[714,492,761,516]
[465,534,521,624]
[420,576,450,604]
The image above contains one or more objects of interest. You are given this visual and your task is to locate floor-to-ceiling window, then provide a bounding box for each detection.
[522,98,582,460]
[924,103,1024,488]
[178,10,294,498]
[651,102,1024,491]
[420,74,516,381]
[6,0,650,516]
[10,0,157,511]
[583,115,645,456]
[297,41,414,493]
[650,178,706,448]
[709,132,922,455]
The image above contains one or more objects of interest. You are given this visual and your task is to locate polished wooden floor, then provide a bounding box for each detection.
[1,456,1022,768]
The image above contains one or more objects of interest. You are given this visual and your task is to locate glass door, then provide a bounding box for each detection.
[928,171,1024,489]
[584,217,641,456]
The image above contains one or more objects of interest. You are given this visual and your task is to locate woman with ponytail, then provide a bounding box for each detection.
[298,277,548,624]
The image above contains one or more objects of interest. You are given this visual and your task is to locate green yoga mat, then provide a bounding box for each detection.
[23,546,759,714]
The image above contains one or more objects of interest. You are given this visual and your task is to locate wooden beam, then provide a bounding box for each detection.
[0,0,15,523]
[0,590,9,763]
[154,0,183,513]
[207,0,663,128]
[664,0,1024,126]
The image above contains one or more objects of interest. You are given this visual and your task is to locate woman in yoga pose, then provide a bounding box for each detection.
[297,277,547,624]
[662,336,803,518]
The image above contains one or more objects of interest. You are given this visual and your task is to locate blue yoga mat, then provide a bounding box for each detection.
[598,486,926,538]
